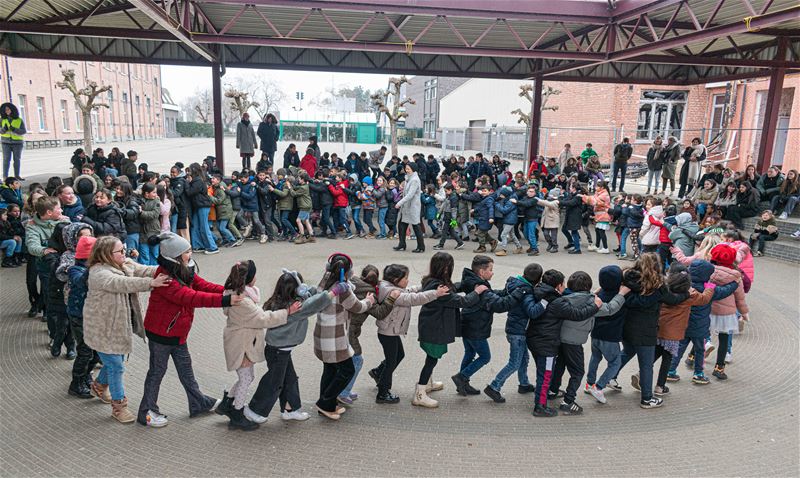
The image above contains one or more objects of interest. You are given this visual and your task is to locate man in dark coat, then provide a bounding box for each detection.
[257,113,279,163]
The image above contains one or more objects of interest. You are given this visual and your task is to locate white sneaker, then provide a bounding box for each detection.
[779,212,788,220]
[143,410,168,427]
[587,244,597,251]
[244,406,268,424]
[589,385,607,404]
[281,410,310,421]
[607,379,622,391]
[259,234,268,244]
[725,352,733,363]
[597,248,610,254]
[704,341,715,358]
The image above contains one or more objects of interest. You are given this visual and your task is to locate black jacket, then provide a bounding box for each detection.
[417,278,480,345]
[622,271,688,346]
[257,122,279,154]
[283,148,300,169]
[516,196,544,221]
[82,203,126,241]
[504,276,546,336]
[457,268,523,340]
[186,177,211,209]
[591,266,626,342]
[309,180,333,209]
[169,175,188,211]
[525,283,598,357]
[560,193,583,231]
[117,195,142,235]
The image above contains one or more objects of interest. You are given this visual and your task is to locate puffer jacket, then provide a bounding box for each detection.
[591,265,626,342]
[457,268,523,340]
[290,183,312,211]
[265,289,334,349]
[493,194,518,225]
[621,204,644,228]
[66,259,89,318]
[81,203,127,241]
[348,277,395,354]
[560,290,624,345]
[211,183,234,220]
[668,213,699,256]
[239,181,259,212]
[728,240,754,283]
[582,189,611,223]
[272,182,294,211]
[222,286,288,371]
[622,271,688,346]
[658,287,718,341]
[685,260,738,337]
[640,205,664,245]
[503,275,545,336]
[709,264,748,317]
[526,283,597,356]
[373,186,388,209]
[139,197,162,240]
[464,192,495,230]
[118,195,143,235]
[329,180,349,208]
[186,177,212,209]
[516,196,544,222]
[309,180,333,209]
[560,193,583,231]
[538,198,560,229]
[417,278,480,345]
[376,280,437,336]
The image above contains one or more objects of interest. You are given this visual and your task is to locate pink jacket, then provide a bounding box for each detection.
[582,189,611,223]
[728,240,754,283]
[710,265,748,316]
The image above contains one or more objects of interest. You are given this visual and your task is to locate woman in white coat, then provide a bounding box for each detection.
[393,163,425,253]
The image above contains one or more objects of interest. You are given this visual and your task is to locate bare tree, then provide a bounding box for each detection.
[225,87,260,117]
[55,69,111,150]
[250,77,286,119]
[371,76,415,156]
[180,88,213,123]
[511,83,561,126]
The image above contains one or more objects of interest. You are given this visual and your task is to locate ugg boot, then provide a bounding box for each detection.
[111,397,136,423]
[426,378,444,392]
[495,249,507,256]
[412,384,438,408]
[91,381,111,403]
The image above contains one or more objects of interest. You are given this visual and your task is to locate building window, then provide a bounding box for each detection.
[146,97,151,121]
[708,93,727,145]
[430,86,437,99]
[636,90,687,141]
[75,102,83,132]
[17,95,27,123]
[36,97,47,131]
[122,92,128,126]
[107,90,114,126]
[60,100,69,131]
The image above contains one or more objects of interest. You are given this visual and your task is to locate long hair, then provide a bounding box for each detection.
[189,162,206,184]
[697,234,723,260]
[224,260,254,295]
[264,271,303,311]
[88,236,123,270]
[631,253,663,295]
[319,253,352,291]
[780,169,798,195]
[422,252,454,289]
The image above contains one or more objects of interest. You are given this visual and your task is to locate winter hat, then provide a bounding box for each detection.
[75,236,97,260]
[151,232,191,261]
[710,243,736,269]
[675,212,692,226]
[547,187,562,200]
[362,176,373,186]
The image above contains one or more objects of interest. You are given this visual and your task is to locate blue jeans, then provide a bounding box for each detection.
[696,203,707,218]
[490,334,530,391]
[170,213,178,233]
[670,336,705,376]
[570,230,581,252]
[620,227,630,256]
[363,209,376,233]
[616,341,655,401]
[96,352,126,401]
[1,238,21,257]
[320,205,335,235]
[427,218,439,235]
[378,207,388,236]
[352,207,364,234]
[105,167,119,177]
[459,338,491,378]
[191,207,217,251]
[138,242,159,265]
[339,353,363,398]
[334,207,351,234]
[279,210,296,237]
[216,219,236,243]
[525,220,539,251]
[586,338,622,388]
[124,232,140,258]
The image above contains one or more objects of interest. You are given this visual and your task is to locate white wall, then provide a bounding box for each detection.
[438,79,531,128]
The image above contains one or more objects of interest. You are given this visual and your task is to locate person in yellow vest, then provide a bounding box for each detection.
[1,103,26,181]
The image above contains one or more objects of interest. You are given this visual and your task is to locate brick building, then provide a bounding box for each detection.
[0,56,164,145]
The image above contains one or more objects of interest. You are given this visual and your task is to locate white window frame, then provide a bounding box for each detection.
[707,93,727,144]
[75,102,83,132]
[17,95,27,124]
[60,99,70,131]
[636,90,688,143]
[36,97,47,132]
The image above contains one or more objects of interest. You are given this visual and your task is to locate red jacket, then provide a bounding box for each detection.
[299,154,317,177]
[328,180,349,208]
[648,216,672,244]
[144,266,224,344]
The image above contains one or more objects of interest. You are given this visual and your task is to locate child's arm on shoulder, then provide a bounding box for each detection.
[522,294,547,320]
[236,298,289,329]
[290,290,335,320]
[369,295,396,320]
[192,274,225,293]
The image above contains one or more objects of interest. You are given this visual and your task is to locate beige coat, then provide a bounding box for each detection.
[83,260,157,355]
[538,198,560,229]
[222,287,288,371]
[376,281,438,336]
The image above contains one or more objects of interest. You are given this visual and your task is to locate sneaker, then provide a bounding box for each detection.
[754,251,763,257]
[244,406,268,424]
[204,248,220,255]
[704,342,715,358]
[455,243,465,250]
[712,365,728,380]
[607,379,622,392]
[558,400,583,415]
[725,352,733,363]
[483,385,506,403]
[684,354,695,368]
[779,212,789,219]
[432,244,444,250]
[583,383,591,394]
[630,374,641,391]
[692,374,710,385]
[527,249,539,256]
[597,248,610,254]
[337,395,355,405]
[517,384,535,394]
[654,385,670,396]
[617,254,628,260]
[349,392,359,401]
[587,244,597,251]
[345,233,354,240]
[666,372,680,382]
[281,410,310,421]
[793,230,800,239]
[589,384,607,404]
[640,397,664,409]
[532,404,558,417]
[567,249,582,254]
[547,389,563,400]
[142,410,168,427]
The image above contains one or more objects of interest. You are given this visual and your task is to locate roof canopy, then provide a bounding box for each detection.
[1,0,798,84]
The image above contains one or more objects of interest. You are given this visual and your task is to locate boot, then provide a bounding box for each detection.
[495,249,507,256]
[306,235,316,243]
[91,381,112,403]
[215,390,233,417]
[111,397,136,424]
[294,236,306,244]
[490,239,498,252]
[68,377,93,399]
[426,378,444,392]
[513,247,524,254]
[412,384,438,408]
[228,406,259,431]
[472,245,486,253]
[1,257,15,268]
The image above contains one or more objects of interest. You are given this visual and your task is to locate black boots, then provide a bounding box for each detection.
[1,257,19,268]
[375,391,400,404]
[228,407,259,431]
[215,390,233,417]
[68,377,93,399]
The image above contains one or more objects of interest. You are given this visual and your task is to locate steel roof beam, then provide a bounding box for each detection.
[126,0,216,62]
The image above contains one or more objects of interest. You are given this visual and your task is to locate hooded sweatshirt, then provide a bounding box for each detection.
[668,212,699,256]
[641,205,665,246]
[503,275,545,336]
[457,268,524,340]
[559,288,624,346]
[591,266,626,342]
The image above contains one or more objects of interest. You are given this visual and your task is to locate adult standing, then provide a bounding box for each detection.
[307,135,321,161]
[645,136,664,195]
[393,163,425,253]
[236,113,257,171]
[368,146,387,180]
[256,114,279,164]
[611,137,632,192]
[1,102,26,180]
[678,137,706,198]
[660,136,680,196]
[557,143,574,171]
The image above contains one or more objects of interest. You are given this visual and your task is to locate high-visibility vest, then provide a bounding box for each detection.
[1,117,24,141]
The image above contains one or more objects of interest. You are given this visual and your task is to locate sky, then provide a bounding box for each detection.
[161,65,393,108]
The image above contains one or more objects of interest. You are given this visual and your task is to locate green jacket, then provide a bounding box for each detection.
[272,185,294,211]
[580,148,598,164]
[290,183,312,211]
[25,215,69,257]
[210,183,234,220]
[139,197,162,239]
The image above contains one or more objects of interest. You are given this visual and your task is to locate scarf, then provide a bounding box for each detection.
[243,285,260,303]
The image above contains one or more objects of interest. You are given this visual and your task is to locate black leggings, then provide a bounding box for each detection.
[655,344,673,387]
[418,355,438,386]
[377,334,405,393]
[595,229,607,249]
[716,333,730,367]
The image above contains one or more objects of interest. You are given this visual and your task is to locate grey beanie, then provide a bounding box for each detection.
[155,232,191,260]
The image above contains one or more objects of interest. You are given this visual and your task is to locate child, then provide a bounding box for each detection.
[329,173,353,239]
[290,172,315,244]
[219,261,303,430]
[707,244,749,380]
[371,264,445,403]
[373,176,388,239]
[456,181,473,241]
[384,178,400,239]
[137,232,242,427]
[582,180,611,253]
[539,188,561,253]
[314,253,375,420]
[691,179,718,218]
[358,177,377,237]
[668,212,700,257]
[433,183,464,250]
[485,263,547,403]
[82,236,169,423]
[66,235,98,399]
[749,210,779,257]
[209,175,241,247]
[560,183,584,254]
[421,185,440,239]
[6,203,25,267]
[26,196,69,319]
[619,194,644,260]
[584,265,625,402]
[138,183,162,265]
[580,143,598,166]
[453,256,524,396]
[512,185,544,256]
[414,252,487,408]
[493,187,523,256]
[0,208,22,267]
[464,186,498,253]
[271,169,297,241]
[640,201,664,256]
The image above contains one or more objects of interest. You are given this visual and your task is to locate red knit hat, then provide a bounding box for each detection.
[710,243,736,269]
[75,236,97,260]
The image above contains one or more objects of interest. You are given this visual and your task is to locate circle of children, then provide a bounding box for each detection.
[0,135,792,429]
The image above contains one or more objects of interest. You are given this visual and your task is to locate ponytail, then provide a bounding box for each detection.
[224,260,255,294]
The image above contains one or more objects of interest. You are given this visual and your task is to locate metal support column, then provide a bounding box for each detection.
[211,62,224,173]
[526,77,543,175]
[756,38,788,174]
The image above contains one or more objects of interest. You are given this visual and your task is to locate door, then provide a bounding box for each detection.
[466,120,486,151]
[772,116,790,166]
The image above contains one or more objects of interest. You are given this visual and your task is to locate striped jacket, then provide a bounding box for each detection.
[313,283,371,363]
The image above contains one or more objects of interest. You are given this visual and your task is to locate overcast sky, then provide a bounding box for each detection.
[161,65,394,108]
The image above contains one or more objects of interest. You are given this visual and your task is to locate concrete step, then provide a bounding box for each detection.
[755,236,800,263]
